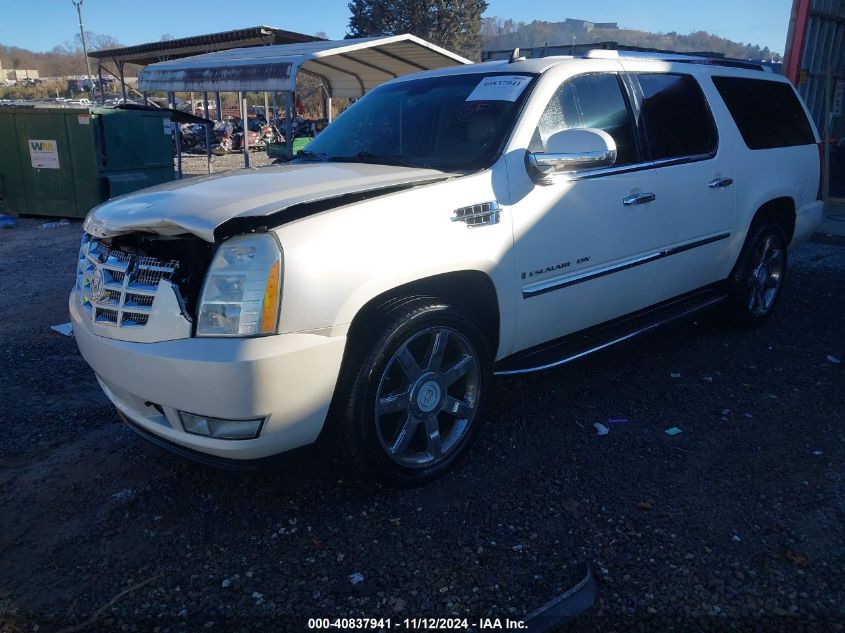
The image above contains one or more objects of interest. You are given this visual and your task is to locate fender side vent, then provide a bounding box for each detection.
[452,202,501,227]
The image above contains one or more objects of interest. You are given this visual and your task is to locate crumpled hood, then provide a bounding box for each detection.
[84,162,451,243]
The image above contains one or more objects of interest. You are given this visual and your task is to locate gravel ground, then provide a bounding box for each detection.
[178,152,275,176]
[1,218,844,632]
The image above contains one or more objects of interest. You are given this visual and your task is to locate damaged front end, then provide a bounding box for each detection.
[75,231,214,343]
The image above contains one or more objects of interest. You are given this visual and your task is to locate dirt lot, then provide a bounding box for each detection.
[178,152,275,176]
[1,218,843,632]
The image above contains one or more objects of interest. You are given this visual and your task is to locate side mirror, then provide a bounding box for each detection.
[526,128,617,184]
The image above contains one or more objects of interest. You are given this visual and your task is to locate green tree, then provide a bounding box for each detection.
[347,0,489,60]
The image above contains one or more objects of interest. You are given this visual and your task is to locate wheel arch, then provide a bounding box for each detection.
[343,270,502,360]
[731,196,796,276]
[748,196,796,244]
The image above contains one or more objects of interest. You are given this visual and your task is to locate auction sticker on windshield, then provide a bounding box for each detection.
[466,75,531,102]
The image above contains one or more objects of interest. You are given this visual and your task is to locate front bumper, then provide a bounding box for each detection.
[70,291,347,460]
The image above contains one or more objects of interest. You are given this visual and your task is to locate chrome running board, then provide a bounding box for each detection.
[495,286,727,376]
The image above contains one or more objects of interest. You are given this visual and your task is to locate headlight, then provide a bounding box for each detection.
[197,233,282,337]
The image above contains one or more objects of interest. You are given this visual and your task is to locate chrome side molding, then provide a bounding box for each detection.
[522,232,730,299]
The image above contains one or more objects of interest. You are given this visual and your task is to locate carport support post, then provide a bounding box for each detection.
[168,91,182,179]
[175,118,182,180]
[322,79,332,124]
[214,92,222,121]
[240,91,250,169]
[272,91,278,122]
[824,62,832,201]
[264,92,269,121]
[203,91,212,174]
[97,63,105,103]
[284,90,294,158]
[118,60,126,102]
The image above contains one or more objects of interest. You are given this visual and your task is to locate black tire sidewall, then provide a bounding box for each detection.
[729,222,788,326]
[344,301,493,486]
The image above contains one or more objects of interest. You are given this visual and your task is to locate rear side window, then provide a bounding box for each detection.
[712,76,815,149]
[532,73,638,166]
[636,73,718,161]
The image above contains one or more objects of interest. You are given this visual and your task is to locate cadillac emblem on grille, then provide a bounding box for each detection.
[89,267,105,302]
[76,234,179,328]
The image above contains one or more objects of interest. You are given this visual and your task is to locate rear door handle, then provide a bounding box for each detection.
[708,177,734,188]
[622,192,656,206]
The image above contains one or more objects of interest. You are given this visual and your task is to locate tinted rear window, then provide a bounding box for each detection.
[637,73,718,161]
[712,76,815,150]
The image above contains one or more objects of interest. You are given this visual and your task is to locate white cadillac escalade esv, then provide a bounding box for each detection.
[70,50,824,485]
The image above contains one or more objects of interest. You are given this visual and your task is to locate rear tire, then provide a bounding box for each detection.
[338,298,492,487]
[725,222,788,327]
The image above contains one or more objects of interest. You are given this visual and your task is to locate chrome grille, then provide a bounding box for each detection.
[76,234,178,328]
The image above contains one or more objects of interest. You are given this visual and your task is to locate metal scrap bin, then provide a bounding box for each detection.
[0,106,174,218]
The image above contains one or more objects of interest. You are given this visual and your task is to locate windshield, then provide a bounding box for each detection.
[296,73,537,172]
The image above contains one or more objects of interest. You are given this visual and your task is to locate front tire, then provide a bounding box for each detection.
[725,222,788,326]
[338,298,492,487]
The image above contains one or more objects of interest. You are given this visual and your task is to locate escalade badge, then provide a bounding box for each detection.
[90,267,105,302]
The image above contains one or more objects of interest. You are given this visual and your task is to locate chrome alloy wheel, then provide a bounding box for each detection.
[747,234,784,317]
[375,327,481,468]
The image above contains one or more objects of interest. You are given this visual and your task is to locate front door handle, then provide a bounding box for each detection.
[708,177,734,188]
[622,192,656,206]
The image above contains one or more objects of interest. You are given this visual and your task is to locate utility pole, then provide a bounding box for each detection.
[71,0,94,98]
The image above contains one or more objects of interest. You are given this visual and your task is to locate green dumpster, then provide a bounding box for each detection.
[267,136,313,159]
[0,107,174,218]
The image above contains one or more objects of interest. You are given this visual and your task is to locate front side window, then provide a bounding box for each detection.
[636,73,718,160]
[530,73,638,166]
[296,73,537,172]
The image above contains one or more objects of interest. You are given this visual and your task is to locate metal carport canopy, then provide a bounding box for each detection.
[137,34,471,98]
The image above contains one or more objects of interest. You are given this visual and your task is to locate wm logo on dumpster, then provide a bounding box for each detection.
[29,141,56,152]
[28,139,60,169]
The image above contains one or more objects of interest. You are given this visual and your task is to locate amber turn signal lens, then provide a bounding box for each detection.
[259,261,281,334]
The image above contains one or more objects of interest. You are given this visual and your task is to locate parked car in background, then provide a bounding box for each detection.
[70,50,822,485]
[190,99,217,114]
[103,97,141,107]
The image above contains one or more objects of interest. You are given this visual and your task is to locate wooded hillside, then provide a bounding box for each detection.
[0,15,781,80]
[481,18,782,61]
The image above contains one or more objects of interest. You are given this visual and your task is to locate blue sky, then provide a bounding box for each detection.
[1,0,793,54]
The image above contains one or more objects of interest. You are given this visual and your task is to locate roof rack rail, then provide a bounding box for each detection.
[480,42,770,72]
[583,48,766,71]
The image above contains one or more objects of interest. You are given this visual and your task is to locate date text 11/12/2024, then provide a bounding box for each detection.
[307,617,527,630]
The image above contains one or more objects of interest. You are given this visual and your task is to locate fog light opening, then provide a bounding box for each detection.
[179,412,264,440]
